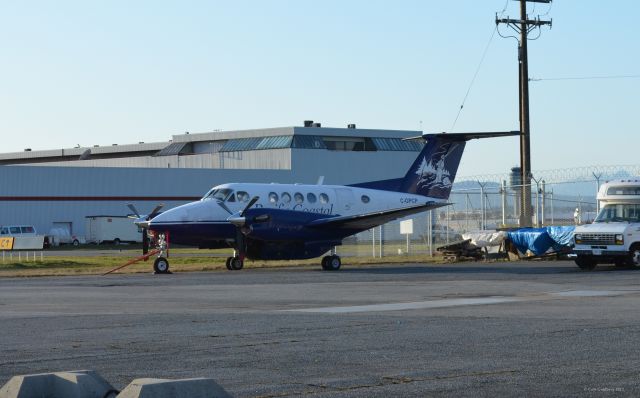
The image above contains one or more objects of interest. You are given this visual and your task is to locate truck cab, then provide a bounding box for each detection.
[573,179,640,270]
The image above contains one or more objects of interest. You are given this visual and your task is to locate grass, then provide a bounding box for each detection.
[0,247,451,277]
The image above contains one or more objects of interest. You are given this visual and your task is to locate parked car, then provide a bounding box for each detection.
[0,225,37,236]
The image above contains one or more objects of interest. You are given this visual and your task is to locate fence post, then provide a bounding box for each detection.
[550,189,554,224]
[465,194,470,232]
[428,211,433,257]
[536,183,540,227]
[500,180,507,228]
[371,228,376,258]
[541,180,546,226]
[477,181,487,230]
[446,206,450,244]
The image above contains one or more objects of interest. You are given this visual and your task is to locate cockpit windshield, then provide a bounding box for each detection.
[594,204,640,223]
[202,188,234,201]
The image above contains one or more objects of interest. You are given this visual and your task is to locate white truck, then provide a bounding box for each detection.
[573,179,640,270]
[85,216,142,245]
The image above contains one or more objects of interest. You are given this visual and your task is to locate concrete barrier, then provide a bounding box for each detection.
[116,378,231,398]
[0,370,117,398]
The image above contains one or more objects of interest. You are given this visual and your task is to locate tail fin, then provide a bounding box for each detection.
[350,131,519,199]
[400,132,519,199]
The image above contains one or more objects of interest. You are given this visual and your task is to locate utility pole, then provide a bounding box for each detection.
[496,0,552,227]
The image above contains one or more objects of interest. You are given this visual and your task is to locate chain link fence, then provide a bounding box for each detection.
[339,167,637,258]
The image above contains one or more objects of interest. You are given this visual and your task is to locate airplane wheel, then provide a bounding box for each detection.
[225,257,233,270]
[321,256,331,270]
[153,257,170,274]
[326,255,341,271]
[231,257,244,270]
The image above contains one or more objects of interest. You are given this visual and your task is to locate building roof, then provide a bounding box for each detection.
[0,124,422,165]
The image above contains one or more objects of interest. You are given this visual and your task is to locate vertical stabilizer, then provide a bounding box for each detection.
[399,131,520,199]
[350,131,519,199]
[399,136,466,199]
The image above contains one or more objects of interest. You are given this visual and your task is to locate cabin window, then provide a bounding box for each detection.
[10,227,20,234]
[227,193,236,202]
[281,192,291,203]
[21,226,35,234]
[237,191,250,202]
[319,193,329,204]
[269,192,279,204]
[0,227,7,235]
[307,193,317,203]
[294,192,304,204]
[607,186,640,195]
[361,195,370,203]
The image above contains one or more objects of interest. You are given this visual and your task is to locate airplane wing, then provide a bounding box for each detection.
[307,202,448,230]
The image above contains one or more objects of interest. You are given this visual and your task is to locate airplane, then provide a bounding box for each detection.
[125,131,518,274]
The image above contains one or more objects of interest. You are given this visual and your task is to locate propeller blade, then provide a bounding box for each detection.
[240,196,260,217]
[216,200,233,215]
[127,203,141,218]
[147,203,164,220]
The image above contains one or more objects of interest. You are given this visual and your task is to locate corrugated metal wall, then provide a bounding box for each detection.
[0,147,418,239]
[18,150,293,170]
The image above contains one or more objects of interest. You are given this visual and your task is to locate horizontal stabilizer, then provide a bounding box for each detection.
[402,131,520,141]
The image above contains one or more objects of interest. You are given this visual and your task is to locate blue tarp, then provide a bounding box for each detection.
[506,226,575,256]
[545,226,575,247]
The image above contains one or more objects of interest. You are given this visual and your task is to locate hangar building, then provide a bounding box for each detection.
[0,122,424,239]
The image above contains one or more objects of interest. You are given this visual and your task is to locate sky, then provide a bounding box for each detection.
[0,1,638,177]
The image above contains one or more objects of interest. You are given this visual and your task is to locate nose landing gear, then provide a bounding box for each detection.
[102,231,171,275]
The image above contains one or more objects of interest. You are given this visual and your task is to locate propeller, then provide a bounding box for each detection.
[126,203,164,255]
[221,196,259,261]
[227,196,260,228]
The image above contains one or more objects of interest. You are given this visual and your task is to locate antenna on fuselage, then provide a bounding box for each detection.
[316,176,325,185]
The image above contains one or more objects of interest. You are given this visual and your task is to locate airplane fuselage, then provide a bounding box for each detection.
[149,182,441,254]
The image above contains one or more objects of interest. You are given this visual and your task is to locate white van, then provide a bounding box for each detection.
[573,179,640,270]
[0,225,37,236]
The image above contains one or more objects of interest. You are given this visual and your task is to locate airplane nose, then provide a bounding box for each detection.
[150,205,189,226]
[149,201,215,229]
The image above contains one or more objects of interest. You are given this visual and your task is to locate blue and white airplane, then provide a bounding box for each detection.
[139,131,517,273]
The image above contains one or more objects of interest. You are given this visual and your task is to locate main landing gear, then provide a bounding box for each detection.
[225,256,244,270]
[321,255,341,271]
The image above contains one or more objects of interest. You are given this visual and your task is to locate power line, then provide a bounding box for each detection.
[530,74,640,82]
[450,27,497,132]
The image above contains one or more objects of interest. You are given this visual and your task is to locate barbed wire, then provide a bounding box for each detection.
[458,164,640,184]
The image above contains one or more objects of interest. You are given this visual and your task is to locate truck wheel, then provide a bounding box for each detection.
[628,244,640,268]
[113,238,121,245]
[575,256,596,271]
[72,239,80,246]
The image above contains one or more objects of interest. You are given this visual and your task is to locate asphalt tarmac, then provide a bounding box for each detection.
[1,261,639,397]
